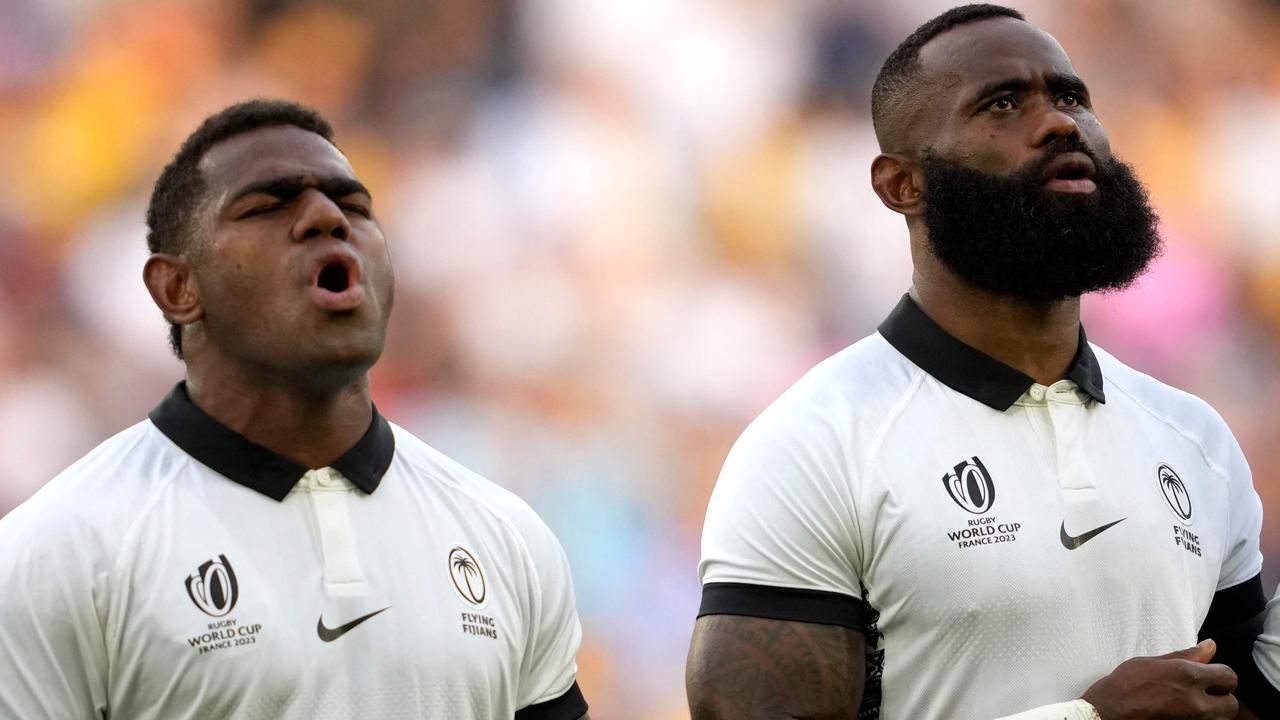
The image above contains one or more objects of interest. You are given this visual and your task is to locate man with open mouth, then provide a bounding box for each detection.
[0,99,591,720]
[688,4,1278,719]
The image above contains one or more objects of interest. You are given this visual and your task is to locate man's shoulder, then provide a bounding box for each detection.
[0,420,168,561]
[740,332,922,443]
[1095,345,1227,420]
[385,424,561,547]
[1094,344,1238,446]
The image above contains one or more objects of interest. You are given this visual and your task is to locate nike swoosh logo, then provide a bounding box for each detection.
[317,606,390,642]
[1060,518,1126,549]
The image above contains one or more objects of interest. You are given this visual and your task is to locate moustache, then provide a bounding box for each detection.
[1015,140,1104,184]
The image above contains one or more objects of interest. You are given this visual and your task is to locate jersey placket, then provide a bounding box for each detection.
[305,468,368,597]
[1023,381,1097,500]
[1043,381,1096,499]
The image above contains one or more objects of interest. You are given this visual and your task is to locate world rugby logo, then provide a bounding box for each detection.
[1157,463,1193,524]
[943,456,996,515]
[184,555,240,618]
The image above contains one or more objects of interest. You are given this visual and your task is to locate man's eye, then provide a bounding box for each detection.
[342,204,372,218]
[988,96,1016,111]
[1059,92,1083,107]
[239,204,281,219]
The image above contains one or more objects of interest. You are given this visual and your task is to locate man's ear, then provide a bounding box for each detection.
[870,153,925,217]
[143,254,203,327]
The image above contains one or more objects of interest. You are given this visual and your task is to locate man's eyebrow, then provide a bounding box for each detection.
[226,175,372,206]
[969,73,1090,104]
[318,177,372,201]
[1045,73,1089,97]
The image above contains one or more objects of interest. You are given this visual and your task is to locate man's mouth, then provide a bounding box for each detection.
[309,253,364,311]
[318,262,351,293]
[1041,152,1097,194]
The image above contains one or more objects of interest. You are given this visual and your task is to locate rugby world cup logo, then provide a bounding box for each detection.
[943,456,996,515]
[184,555,240,617]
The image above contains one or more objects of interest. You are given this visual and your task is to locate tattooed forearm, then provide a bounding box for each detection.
[686,615,865,720]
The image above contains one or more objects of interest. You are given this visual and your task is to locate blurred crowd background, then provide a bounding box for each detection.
[2,0,1280,716]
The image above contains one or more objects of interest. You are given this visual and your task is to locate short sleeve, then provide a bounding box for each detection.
[698,404,865,629]
[1255,583,1280,692]
[0,504,110,719]
[1217,433,1263,591]
[515,513,587,718]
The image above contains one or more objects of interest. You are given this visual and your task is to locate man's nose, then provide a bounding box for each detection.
[292,190,350,242]
[1029,102,1082,149]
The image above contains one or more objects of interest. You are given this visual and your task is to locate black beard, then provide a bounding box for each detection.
[920,144,1162,302]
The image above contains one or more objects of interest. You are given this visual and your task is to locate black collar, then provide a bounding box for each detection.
[877,294,1105,411]
[149,382,395,501]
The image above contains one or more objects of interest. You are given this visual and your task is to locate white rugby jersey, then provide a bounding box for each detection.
[699,295,1266,720]
[0,383,587,720]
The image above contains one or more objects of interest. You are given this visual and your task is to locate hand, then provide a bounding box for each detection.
[1082,640,1238,720]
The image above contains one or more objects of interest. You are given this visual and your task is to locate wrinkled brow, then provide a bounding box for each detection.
[969,72,1089,105]
[227,175,371,206]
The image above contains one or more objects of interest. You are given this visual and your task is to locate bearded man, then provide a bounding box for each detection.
[687,5,1277,719]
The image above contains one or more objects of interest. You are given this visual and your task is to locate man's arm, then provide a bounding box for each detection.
[0,510,110,719]
[1237,579,1280,718]
[689,617,1245,720]
[508,498,590,720]
[687,615,865,720]
[1194,576,1277,716]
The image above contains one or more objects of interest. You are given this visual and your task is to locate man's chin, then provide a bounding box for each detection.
[289,331,385,390]
[293,355,380,395]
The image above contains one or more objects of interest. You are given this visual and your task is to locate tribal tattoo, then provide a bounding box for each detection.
[687,615,865,719]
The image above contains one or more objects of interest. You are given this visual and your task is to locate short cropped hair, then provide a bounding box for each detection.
[145,99,336,358]
[871,4,1025,151]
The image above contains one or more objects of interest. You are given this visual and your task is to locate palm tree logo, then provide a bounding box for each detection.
[1157,464,1193,523]
[448,547,487,606]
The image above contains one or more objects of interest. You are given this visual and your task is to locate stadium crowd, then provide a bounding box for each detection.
[1,0,1278,716]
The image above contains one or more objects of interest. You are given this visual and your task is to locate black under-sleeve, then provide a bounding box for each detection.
[1201,574,1267,631]
[1197,574,1278,713]
[515,681,588,720]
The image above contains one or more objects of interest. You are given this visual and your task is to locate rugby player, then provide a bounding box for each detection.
[688,5,1277,718]
[0,100,590,719]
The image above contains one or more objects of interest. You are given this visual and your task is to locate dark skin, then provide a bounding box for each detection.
[688,17,1255,720]
[874,16,1101,387]
[144,126,592,719]
[143,125,393,468]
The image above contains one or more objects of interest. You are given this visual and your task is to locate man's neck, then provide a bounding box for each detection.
[184,361,374,470]
[910,269,1082,387]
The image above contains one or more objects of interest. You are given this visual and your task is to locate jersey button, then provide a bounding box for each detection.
[315,469,332,487]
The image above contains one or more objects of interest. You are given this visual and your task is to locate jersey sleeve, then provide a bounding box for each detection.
[698,404,865,629]
[0,504,110,719]
[514,512,587,718]
[1217,432,1263,591]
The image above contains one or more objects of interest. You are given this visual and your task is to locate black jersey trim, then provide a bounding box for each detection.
[698,582,866,631]
[148,382,395,501]
[515,681,588,720]
[877,294,1105,411]
[1201,573,1267,629]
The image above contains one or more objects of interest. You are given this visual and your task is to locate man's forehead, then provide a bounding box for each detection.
[918,17,1076,92]
[200,125,354,193]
